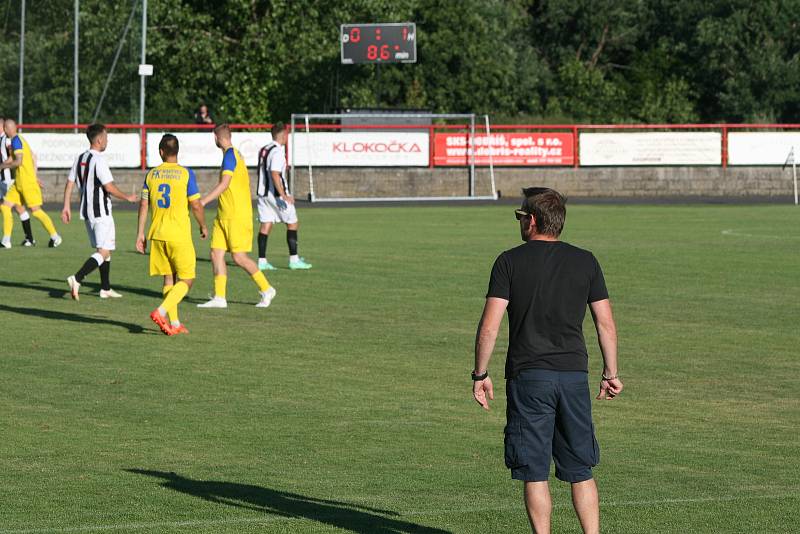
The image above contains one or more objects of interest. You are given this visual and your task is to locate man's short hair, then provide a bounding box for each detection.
[86,123,106,143]
[214,123,231,138]
[522,187,567,237]
[271,122,286,138]
[159,134,179,156]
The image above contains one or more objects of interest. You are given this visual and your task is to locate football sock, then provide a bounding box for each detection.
[258,232,269,259]
[162,285,179,325]
[75,253,104,283]
[287,229,298,256]
[159,281,189,316]
[1,205,11,238]
[214,275,227,299]
[99,259,111,291]
[251,271,270,292]
[19,211,33,241]
[32,210,57,237]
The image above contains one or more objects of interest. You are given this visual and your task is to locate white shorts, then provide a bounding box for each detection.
[84,217,116,251]
[257,194,298,224]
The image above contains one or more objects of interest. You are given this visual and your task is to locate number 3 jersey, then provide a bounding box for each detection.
[142,162,200,244]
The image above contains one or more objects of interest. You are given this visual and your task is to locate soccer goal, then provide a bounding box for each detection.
[289,112,497,202]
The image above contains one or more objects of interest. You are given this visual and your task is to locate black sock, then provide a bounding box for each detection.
[287,229,298,256]
[258,232,269,259]
[75,257,100,283]
[99,261,111,290]
[21,219,33,241]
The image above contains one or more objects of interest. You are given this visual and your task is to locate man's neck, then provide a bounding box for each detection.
[220,143,232,151]
[529,234,559,242]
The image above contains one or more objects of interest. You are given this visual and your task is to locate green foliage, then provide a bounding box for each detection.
[1,0,799,123]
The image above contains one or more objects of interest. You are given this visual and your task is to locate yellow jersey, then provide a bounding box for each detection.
[9,135,36,185]
[217,147,252,220]
[142,162,201,244]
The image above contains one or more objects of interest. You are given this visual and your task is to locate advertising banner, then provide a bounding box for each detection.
[727,132,800,165]
[433,132,574,166]
[289,132,429,166]
[580,132,721,166]
[145,132,273,167]
[24,133,141,168]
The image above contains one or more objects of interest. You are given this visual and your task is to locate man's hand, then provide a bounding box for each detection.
[284,194,295,205]
[199,225,208,239]
[276,197,288,210]
[135,235,146,254]
[597,377,624,400]
[127,194,138,203]
[473,377,494,410]
[61,207,71,224]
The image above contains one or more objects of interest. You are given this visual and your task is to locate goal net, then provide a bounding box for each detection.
[288,113,497,202]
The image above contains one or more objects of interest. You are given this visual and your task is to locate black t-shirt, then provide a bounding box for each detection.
[486,240,609,378]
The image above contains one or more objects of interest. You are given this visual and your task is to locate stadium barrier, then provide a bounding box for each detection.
[16,123,800,171]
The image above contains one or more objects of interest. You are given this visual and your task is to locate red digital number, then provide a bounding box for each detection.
[402,27,408,41]
[367,45,378,60]
[350,28,360,43]
[380,44,390,60]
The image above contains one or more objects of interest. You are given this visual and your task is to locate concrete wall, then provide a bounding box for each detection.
[37,166,796,204]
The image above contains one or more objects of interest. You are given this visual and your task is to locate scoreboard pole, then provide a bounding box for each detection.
[376,63,381,107]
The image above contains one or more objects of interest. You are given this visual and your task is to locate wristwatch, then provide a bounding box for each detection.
[471,370,489,381]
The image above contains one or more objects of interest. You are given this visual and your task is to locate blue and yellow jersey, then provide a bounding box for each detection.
[142,162,200,244]
[217,147,253,220]
[10,135,36,184]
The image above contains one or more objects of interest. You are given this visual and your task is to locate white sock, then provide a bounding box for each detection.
[290,254,299,263]
[91,252,104,266]
[171,320,180,327]
[19,211,30,221]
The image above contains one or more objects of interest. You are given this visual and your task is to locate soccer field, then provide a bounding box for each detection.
[1,204,798,533]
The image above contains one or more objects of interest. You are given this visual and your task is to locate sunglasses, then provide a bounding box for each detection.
[514,209,531,221]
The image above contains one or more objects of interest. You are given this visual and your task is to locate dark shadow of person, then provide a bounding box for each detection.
[0,303,145,333]
[126,469,451,533]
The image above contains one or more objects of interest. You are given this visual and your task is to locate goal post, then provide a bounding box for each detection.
[289,112,497,202]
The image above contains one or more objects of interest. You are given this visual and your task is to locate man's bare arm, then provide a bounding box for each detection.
[135,199,149,254]
[190,199,208,239]
[200,173,232,207]
[61,181,75,223]
[472,297,508,410]
[103,182,138,203]
[589,299,623,400]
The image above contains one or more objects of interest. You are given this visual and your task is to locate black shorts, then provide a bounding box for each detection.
[505,369,599,482]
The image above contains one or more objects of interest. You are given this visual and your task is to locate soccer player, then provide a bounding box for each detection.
[0,118,62,247]
[197,123,275,308]
[0,116,37,248]
[62,124,139,300]
[256,122,312,270]
[136,134,208,336]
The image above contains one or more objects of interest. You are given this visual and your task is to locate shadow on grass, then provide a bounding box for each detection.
[0,303,146,333]
[0,278,70,299]
[43,278,163,299]
[126,469,450,533]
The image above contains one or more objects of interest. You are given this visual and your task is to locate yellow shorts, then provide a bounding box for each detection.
[210,217,253,253]
[149,239,196,280]
[3,183,21,205]
[9,179,43,207]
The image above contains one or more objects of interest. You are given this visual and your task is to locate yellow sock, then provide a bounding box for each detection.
[32,210,57,237]
[214,275,227,299]
[251,271,270,292]
[162,285,179,324]
[1,205,11,238]
[160,281,189,315]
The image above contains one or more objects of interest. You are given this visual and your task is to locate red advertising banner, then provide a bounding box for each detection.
[433,132,574,166]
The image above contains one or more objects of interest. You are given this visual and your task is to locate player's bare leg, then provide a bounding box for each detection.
[571,479,600,534]
[197,248,229,308]
[525,481,552,534]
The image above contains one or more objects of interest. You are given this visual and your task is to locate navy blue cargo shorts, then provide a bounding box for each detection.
[504,369,599,482]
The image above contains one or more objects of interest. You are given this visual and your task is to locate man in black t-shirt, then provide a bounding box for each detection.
[471,187,623,534]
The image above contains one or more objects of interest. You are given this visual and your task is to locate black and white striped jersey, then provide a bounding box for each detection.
[68,149,114,221]
[257,142,288,198]
[0,134,12,185]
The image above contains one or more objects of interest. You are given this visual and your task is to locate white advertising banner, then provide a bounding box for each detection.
[24,133,141,168]
[146,132,273,167]
[580,132,721,166]
[289,132,429,166]
[727,132,800,165]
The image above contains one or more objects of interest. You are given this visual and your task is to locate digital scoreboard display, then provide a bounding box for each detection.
[341,23,417,64]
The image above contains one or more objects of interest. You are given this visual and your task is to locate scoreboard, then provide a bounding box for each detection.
[341,23,417,64]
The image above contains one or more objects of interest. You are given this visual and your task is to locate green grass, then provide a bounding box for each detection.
[1,204,799,533]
